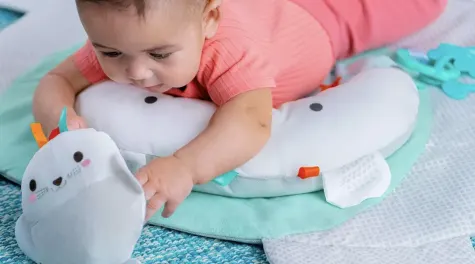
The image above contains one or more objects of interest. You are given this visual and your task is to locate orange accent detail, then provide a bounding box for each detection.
[49,127,60,140]
[31,123,48,148]
[319,76,342,91]
[298,166,321,179]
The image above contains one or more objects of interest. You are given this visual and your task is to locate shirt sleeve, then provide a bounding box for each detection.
[197,38,276,106]
[73,41,108,84]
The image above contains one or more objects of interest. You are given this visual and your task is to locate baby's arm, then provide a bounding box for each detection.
[175,88,272,184]
[173,37,276,184]
[33,56,91,134]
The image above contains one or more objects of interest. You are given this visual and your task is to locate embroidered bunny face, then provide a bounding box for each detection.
[21,129,118,221]
[25,150,92,203]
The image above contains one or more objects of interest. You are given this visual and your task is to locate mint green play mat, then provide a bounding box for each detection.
[0,45,432,243]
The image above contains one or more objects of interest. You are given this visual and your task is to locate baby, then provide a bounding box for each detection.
[33,0,447,220]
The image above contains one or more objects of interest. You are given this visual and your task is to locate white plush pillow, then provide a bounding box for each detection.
[76,68,419,198]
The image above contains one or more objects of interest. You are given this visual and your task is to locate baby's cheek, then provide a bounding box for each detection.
[99,61,125,82]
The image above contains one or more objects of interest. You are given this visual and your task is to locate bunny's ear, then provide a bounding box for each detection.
[30,123,48,148]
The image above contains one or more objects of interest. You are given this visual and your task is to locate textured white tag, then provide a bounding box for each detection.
[322,152,391,208]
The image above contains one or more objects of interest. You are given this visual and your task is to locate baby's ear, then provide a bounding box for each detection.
[203,0,221,39]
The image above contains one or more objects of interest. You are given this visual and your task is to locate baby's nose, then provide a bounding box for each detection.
[126,65,153,81]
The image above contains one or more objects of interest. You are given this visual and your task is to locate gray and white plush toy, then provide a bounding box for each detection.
[15,127,145,264]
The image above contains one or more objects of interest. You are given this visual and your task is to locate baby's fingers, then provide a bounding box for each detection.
[65,108,88,130]
[135,166,151,186]
[146,195,165,221]
[142,181,156,200]
[67,117,87,130]
[162,200,180,218]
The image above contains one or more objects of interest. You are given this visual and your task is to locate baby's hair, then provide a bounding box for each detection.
[76,0,206,17]
[77,0,146,15]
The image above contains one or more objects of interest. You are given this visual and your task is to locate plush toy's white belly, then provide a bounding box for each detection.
[237,68,419,177]
[17,177,145,264]
[76,68,419,198]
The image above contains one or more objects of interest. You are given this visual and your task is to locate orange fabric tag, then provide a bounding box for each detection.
[31,123,48,148]
[319,76,342,91]
[298,166,321,179]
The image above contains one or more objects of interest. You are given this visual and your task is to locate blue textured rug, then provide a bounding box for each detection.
[0,178,269,264]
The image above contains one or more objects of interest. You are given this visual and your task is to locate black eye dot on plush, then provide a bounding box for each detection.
[29,179,37,192]
[73,151,84,163]
[309,103,323,112]
[144,96,158,104]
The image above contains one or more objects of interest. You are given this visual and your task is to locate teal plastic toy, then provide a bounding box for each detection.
[58,107,69,133]
[213,170,239,186]
[395,43,475,99]
[428,43,475,77]
[442,80,475,100]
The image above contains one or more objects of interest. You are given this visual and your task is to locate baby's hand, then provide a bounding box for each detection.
[135,156,195,220]
[42,108,87,135]
[67,111,88,131]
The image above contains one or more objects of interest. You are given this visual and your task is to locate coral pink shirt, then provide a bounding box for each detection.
[74,0,334,108]
[74,0,447,107]
[292,0,447,59]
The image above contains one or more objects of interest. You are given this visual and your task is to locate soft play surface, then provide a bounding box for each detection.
[0,45,432,244]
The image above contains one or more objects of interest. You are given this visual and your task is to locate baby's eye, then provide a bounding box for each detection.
[101,51,122,58]
[29,179,37,192]
[149,52,171,60]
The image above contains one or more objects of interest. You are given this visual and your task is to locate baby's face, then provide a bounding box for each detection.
[77,1,218,93]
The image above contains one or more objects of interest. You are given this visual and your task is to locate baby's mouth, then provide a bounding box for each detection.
[145,84,169,93]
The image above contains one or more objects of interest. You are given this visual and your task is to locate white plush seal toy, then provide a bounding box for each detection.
[76,67,420,207]
[15,125,145,264]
